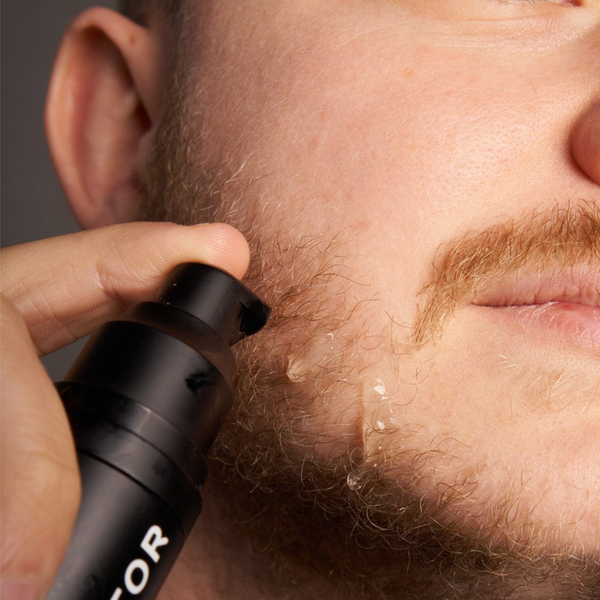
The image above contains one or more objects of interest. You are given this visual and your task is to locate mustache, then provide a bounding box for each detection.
[412,200,600,347]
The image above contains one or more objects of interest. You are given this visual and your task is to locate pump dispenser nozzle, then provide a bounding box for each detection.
[157,263,270,345]
[48,263,270,600]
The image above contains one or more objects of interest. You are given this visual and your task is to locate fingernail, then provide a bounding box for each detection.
[0,579,39,600]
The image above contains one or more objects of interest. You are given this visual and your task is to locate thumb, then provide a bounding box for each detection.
[1,222,250,355]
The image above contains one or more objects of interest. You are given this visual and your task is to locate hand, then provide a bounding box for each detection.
[0,222,250,600]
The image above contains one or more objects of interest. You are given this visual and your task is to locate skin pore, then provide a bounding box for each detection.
[78,0,600,598]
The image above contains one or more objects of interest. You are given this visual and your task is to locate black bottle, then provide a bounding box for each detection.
[47,263,270,600]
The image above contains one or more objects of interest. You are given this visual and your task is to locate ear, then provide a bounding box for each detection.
[46,8,163,228]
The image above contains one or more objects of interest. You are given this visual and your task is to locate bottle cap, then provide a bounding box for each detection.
[156,263,271,345]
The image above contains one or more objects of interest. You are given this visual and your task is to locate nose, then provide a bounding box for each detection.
[571,100,600,186]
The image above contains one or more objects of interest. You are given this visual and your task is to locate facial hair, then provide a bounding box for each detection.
[139,67,600,600]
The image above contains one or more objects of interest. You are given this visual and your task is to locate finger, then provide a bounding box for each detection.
[0,295,81,599]
[0,222,250,355]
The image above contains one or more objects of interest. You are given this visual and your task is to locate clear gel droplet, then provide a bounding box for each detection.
[347,469,364,491]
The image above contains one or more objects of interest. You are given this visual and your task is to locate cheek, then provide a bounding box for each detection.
[192,11,570,314]
[260,44,539,226]
[241,55,539,325]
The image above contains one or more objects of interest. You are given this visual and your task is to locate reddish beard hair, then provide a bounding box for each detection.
[139,61,600,599]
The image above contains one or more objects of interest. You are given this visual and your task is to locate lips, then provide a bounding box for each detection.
[471,267,600,309]
[470,267,600,354]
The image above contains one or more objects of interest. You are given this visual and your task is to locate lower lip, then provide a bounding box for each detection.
[475,302,600,354]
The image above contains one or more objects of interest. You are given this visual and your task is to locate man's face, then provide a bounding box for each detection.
[142,1,600,596]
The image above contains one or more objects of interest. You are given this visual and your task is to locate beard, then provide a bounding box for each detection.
[139,69,600,600]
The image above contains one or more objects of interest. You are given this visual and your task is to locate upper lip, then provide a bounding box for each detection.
[470,266,600,309]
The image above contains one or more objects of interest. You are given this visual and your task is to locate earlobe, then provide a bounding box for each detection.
[45,8,162,229]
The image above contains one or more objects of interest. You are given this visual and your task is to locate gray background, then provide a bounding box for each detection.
[2,1,115,378]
